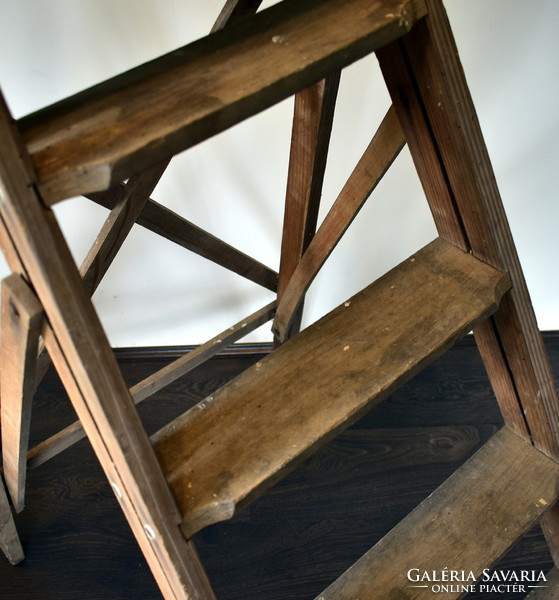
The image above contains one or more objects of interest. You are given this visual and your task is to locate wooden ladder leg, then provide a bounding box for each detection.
[1,274,43,513]
[0,476,23,565]
[377,0,559,563]
[0,93,216,599]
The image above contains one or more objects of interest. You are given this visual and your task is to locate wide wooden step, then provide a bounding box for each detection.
[151,237,510,537]
[317,427,559,599]
[20,0,427,203]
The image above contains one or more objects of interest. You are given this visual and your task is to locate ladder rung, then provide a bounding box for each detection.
[317,427,559,599]
[20,0,427,204]
[151,237,510,537]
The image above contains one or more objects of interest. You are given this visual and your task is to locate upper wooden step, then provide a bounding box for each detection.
[317,427,559,599]
[151,238,511,537]
[20,0,427,204]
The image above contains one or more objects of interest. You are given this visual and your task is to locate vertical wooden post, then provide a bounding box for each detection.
[276,73,340,342]
[377,0,559,562]
[1,274,43,512]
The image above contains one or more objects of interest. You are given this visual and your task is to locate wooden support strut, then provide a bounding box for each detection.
[1,274,43,512]
[0,87,216,599]
[273,104,405,343]
[276,72,340,342]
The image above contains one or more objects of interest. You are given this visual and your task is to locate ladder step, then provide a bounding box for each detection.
[151,237,510,537]
[317,427,559,599]
[20,0,427,203]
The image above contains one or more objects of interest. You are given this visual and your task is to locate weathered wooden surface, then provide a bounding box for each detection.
[377,0,559,462]
[1,274,43,512]
[26,301,275,470]
[378,0,559,564]
[88,190,278,292]
[20,0,427,203]
[273,105,405,342]
[317,427,559,599]
[0,92,216,599]
[80,161,169,296]
[153,237,510,537]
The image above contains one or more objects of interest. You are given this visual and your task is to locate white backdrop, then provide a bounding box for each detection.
[0,0,557,346]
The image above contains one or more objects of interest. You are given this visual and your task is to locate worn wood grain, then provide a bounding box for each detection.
[26,301,275,470]
[273,105,405,342]
[378,0,559,463]
[152,238,510,537]
[20,0,427,203]
[0,92,216,599]
[1,275,43,512]
[317,427,559,600]
[0,477,23,565]
[88,190,278,292]
[80,161,169,295]
[276,73,340,341]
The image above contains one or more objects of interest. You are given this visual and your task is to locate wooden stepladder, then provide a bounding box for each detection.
[0,0,558,598]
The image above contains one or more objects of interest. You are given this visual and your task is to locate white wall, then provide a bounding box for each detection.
[0,0,557,347]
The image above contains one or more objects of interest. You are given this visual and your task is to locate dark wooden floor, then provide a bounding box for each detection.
[1,334,558,599]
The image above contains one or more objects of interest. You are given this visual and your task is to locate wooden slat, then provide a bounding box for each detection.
[1,274,43,512]
[20,0,427,203]
[80,161,169,295]
[0,478,23,565]
[273,105,405,342]
[316,427,559,600]
[88,190,278,292]
[0,90,216,599]
[152,237,510,537]
[26,301,275,470]
[276,72,340,341]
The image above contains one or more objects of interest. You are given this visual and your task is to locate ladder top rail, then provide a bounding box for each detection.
[19,0,427,204]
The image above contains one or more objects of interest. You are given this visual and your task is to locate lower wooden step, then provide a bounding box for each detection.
[317,427,559,599]
[152,237,510,537]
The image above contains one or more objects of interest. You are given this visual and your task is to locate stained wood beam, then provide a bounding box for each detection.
[19,0,427,203]
[87,190,278,292]
[0,87,216,600]
[377,0,559,460]
[273,105,405,342]
[1,274,43,512]
[0,479,23,565]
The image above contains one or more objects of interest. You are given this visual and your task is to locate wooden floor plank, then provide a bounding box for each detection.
[19,0,427,203]
[152,237,510,537]
[317,427,559,600]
